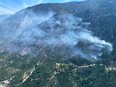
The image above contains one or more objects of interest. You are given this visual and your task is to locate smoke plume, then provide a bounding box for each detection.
[0,11,113,60]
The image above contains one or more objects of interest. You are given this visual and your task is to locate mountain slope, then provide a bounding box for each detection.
[0,0,114,60]
[0,0,116,87]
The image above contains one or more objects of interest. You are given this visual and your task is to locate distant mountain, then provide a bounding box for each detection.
[0,14,10,23]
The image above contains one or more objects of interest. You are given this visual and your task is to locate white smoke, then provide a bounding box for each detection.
[0,12,113,60]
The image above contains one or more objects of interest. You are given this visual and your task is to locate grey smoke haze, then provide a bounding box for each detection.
[0,11,113,60]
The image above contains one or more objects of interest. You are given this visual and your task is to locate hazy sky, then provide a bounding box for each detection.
[0,0,86,15]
